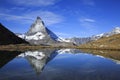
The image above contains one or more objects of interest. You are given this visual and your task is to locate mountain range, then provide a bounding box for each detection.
[0,16,120,47]
[91,27,120,40]
[63,27,120,45]
[78,27,120,49]
[17,16,120,46]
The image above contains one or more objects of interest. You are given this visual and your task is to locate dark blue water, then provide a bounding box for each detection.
[0,49,120,80]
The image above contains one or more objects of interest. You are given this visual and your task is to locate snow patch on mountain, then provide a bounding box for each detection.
[17,34,25,39]
[59,38,71,42]
[25,32,45,40]
[92,27,120,40]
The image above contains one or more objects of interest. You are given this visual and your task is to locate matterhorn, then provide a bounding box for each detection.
[18,17,74,46]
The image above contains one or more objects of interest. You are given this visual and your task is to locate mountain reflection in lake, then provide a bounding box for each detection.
[0,49,120,80]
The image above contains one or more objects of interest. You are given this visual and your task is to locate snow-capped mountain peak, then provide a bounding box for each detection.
[111,27,120,34]
[25,32,45,40]
[26,16,46,35]
[17,16,63,45]
[92,27,120,40]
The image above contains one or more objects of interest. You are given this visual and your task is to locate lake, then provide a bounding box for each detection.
[0,49,120,80]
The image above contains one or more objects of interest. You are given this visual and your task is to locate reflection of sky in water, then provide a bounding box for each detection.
[0,50,120,80]
[41,53,120,80]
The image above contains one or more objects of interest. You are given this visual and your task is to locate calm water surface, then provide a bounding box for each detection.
[0,49,120,80]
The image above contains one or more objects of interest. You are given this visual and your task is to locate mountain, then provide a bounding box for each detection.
[0,23,28,45]
[63,27,120,45]
[26,17,60,41]
[17,17,74,46]
[17,16,120,46]
[64,37,92,45]
[18,17,60,45]
[80,34,120,49]
[91,27,120,40]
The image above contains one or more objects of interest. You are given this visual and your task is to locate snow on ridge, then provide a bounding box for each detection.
[92,27,120,40]
[25,32,45,40]
[17,34,25,39]
[17,32,45,40]
[58,38,71,42]
[110,27,120,34]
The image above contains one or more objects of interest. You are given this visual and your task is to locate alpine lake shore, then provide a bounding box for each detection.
[0,44,120,51]
[0,44,120,63]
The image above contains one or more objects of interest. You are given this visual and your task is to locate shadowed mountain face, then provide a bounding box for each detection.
[0,23,28,45]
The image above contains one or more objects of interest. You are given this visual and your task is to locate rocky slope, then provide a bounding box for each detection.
[80,34,120,49]
[0,23,28,45]
[91,27,120,40]
[64,37,92,45]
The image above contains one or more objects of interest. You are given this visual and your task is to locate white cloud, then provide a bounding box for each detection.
[82,0,95,6]
[0,13,34,24]
[0,10,63,26]
[80,18,95,23]
[9,0,58,6]
[26,11,64,26]
[79,17,98,35]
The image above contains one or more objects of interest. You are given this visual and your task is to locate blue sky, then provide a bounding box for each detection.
[0,0,120,38]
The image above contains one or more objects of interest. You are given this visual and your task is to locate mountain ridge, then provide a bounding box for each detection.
[15,16,120,47]
[64,27,120,45]
[79,33,120,49]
